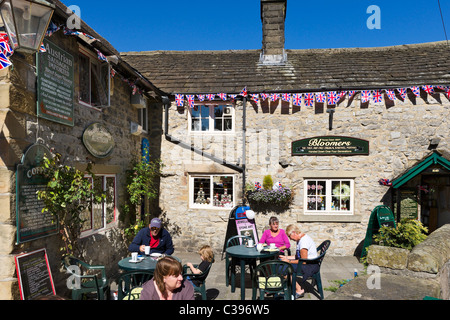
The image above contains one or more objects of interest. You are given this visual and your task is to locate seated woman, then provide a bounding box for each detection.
[140,256,194,300]
[259,216,291,253]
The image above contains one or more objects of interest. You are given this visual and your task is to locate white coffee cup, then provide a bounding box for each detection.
[256,243,263,252]
[144,246,150,255]
[248,239,254,247]
[131,252,138,262]
[270,243,276,249]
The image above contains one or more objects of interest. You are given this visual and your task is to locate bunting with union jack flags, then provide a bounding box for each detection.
[172,84,449,110]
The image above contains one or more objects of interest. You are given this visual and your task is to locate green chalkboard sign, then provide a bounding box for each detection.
[292,136,369,156]
[361,205,396,259]
[398,189,419,220]
[16,144,58,243]
[37,39,74,126]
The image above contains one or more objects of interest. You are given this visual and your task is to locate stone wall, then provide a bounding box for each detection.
[367,224,450,299]
[0,31,149,299]
[159,91,449,257]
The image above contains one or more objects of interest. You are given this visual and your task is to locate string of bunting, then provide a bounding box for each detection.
[175,85,450,109]
[1,21,142,95]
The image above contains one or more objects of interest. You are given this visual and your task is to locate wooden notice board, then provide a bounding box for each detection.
[15,248,56,300]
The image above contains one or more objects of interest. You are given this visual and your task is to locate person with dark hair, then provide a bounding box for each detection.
[140,256,194,300]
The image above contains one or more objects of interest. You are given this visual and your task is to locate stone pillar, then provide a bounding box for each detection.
[260,0,287,65]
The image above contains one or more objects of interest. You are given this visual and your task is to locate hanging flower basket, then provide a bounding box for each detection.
[246,182,293,210]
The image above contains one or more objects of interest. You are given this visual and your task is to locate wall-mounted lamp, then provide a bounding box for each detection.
[0,0,54,54]
[428,137,440,150]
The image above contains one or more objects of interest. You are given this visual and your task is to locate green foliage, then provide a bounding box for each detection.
[123,150,163,239]
[262,175,273,190]
[373,218,428,250]
[37,152,105,257]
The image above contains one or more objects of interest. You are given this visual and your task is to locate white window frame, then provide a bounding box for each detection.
[80,174,117,238]
[189,174,236,209]
[78,45,111,109]
[188,103,235,134]
[138,104,148,133]
[304,179,354,215]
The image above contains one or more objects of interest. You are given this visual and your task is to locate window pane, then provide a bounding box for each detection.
[224,117,232,131]
[214,106,223,117]
[332,181,351,211]
[307,180,326,210]
[194,178,210,205]
[93,176,104,230]
[105,177,115,224]
[192,119,201,131]
[80,177,93,231]
[214,118,223,131]
[79,54,90,103]
[200,105,210,117]
[201,118,209,131]
[212,176,233,207]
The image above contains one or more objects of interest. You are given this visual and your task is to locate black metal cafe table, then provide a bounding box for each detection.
[118,254,182,274]
[225,245,279,300]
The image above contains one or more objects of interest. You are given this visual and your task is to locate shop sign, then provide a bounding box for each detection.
[82,123,115,158]
[292,136,369,156]
[16,144,58,243]
[37,39,74,126]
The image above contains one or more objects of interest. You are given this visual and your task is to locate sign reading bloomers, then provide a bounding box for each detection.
[292,136,369,156]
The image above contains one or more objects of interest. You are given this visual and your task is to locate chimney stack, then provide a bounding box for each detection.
[260,0,287,65]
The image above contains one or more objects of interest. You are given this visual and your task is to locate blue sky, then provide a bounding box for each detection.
[67,0,450,52]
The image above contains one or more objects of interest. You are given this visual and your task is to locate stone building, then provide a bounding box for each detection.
[122,0,450,256]
[0,1,163,299]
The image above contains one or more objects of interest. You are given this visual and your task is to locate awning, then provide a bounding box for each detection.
[391,151,450,189]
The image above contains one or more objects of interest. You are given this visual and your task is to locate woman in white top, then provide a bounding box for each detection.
[280,224,319,298]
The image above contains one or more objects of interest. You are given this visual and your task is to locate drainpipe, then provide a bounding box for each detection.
[162,96,244,173]
[242,96,247,206]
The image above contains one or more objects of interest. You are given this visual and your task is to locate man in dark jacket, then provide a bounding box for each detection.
[128,218,174,255]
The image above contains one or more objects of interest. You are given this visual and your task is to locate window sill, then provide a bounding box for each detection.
[298,213,362,223]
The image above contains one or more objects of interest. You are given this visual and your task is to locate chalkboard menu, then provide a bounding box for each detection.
[15,249,56,300]
[398,189,419,220]
[37,38,74,126]
[16,144,58,243]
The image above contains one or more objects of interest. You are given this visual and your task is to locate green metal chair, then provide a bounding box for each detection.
[116,271,153,300]
[182,259,214,300]
[62,255,109,300]
[225,235,255,290]
[292,240,331,300]
[252,260,294,300]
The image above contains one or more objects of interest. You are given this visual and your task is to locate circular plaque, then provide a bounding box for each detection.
[82,123,115,158]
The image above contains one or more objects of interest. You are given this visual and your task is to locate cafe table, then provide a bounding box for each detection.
[118,254,181,274]
[225,245,280,300]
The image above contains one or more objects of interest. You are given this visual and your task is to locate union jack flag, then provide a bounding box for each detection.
[175,94,184,107]
[39,43,47,53]
[397,88,407,100]
[293,93,302,106]
[0,51,12,70]
[229,94,237,101]
[386,89,396,101]
[0,33,13,57]
[260,93,269,101]
[372,90,383,103]
[304,93,314,107]
[281,93,291,102]
[186,95,195,108]
[411,86,421,97]
[240,87,248,97]
[95,49,107,62]
[361,90,371,103]
[348,91,356,99]
[46,21,60,37]
[218,93,227,101]
[327,91,339,105]
[315,92,325,103]
[422,85,434,95]
[197,94,205,102]
[255,182,262,190]
[270,93,280,102]
[446,89,450,100]
[250,94,259,103]
[206,94,215,101]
